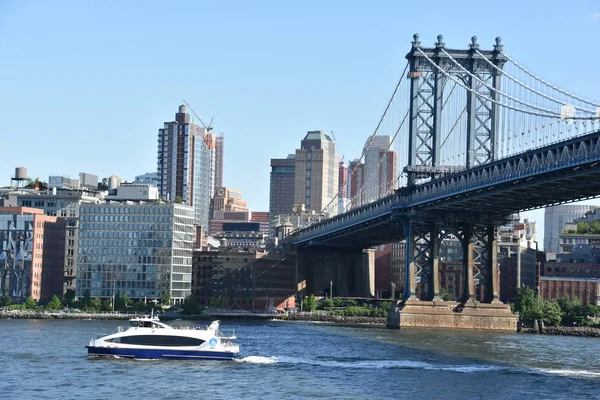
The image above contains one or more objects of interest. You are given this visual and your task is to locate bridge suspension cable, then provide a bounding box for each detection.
[345,109,409,211]
[500,50,600,109]
[473,50,598,115]
[416,48,598,120]
[318,62,410,217]
[439,48,566,118]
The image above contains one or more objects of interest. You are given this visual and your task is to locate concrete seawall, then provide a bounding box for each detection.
[1,310,135,320]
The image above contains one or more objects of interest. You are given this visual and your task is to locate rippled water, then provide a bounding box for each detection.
[1,319,599,399]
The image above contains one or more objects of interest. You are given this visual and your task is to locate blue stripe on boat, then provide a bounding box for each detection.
[86,346,236,360]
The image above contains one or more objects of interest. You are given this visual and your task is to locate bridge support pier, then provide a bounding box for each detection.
[296,248,375,300]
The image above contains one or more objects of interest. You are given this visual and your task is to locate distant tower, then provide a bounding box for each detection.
[269,154,296,218]
[363,135,396,202]
[157,105,211,229]
[293,131,339,216]
[215,133,224,188]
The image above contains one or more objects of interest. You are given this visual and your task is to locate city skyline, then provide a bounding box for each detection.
[1,1,600,248]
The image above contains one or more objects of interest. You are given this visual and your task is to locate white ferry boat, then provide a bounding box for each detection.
[86,314,239,360]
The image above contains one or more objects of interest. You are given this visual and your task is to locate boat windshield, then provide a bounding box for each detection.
[130,320,164,328]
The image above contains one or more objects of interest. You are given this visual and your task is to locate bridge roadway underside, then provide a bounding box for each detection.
[298,157,600,249]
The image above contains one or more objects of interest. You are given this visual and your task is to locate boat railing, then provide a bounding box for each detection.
[216,329,235,338]
[114,326,127,333]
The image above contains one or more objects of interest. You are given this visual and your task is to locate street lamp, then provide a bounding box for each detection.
[330,279,333,299]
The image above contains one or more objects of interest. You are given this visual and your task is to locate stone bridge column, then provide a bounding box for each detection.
[487,225,500,303]
[462,224,475,301]
[403,221,416,300]
[431,223,440,301]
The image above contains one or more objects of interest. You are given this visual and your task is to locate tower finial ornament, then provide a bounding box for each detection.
[494,37,503,52]
[469,36,479,50]
[412,33,421,49]
[436,34,445,49]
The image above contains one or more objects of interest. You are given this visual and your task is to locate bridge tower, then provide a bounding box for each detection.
[405,34,506,186]
[402,35,506,303]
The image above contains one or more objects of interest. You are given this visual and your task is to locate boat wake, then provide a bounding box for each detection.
[236,356,278,364]
[237,355,506,373]
[536,368,600,378]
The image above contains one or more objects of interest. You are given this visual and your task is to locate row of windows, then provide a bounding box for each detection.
[81,215,173,223]
[81,206,174,215]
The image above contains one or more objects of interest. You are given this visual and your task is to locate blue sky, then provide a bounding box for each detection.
[1,1,599,247]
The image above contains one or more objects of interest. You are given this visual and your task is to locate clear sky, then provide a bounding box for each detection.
[1,1,599,248]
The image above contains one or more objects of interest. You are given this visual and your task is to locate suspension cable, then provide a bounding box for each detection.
[501,51,600,108]
[439,49,562,117]
[474,49,597,114]
[318,62,410,217]
[416,48,598,120]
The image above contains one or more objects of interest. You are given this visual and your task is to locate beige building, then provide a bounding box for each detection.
[294,131,339,216]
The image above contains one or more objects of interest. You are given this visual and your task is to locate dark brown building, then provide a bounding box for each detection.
[192,249,296,311]
[269,156,296,219]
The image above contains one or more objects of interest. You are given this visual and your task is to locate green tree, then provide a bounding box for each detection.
[24,296,37,310]
[540,300,562,326]
[1,291,11,307]
[63,290,75,307]
[174,196,183,204]
[161,291,172,307]
[302,294,317,312]
[133,300,147,312]
[512,286,540,320]
[82,289,92,309]
[591,221,600,234]
[101,299,112,312]
[47,295,62,310]
[182,295,201,315]
[321,298,334,309]
[90,297,101,311]
[577,222,590,234]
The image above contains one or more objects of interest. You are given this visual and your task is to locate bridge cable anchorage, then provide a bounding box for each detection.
[474,49,598,114]
[346,108,410,212]
[500,51,600,108]
[439,48,566,118]
[307,62,410,224]
[416,48,597,120]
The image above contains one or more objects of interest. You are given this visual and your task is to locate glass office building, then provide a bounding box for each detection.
[76,203,194,303]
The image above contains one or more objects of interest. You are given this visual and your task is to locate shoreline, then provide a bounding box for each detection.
[3,310,600,338]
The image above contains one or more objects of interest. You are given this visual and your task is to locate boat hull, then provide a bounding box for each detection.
[86,346,236,360]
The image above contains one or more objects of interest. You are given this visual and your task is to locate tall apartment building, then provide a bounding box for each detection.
[269,155,296,219]
[348,160,365,207]
[215,133,224,188]
[76,203,195,304]
[544,204,594,253]
[157,105,211,230]
[362,135,397,203]
[294,131,339,216]
[0,207,66,302]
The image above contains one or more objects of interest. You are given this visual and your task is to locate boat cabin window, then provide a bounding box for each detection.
[105,335,205,346]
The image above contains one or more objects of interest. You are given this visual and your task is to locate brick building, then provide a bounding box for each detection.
[192,249,295,310]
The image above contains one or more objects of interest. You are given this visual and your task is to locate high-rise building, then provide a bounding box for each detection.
[362,135,397,203]
[215,133,224,188]
[157,105,211,230]
[348,160,365,208]
[293,131,339,216]
[250,211,270,235]
[269,155,296,219]
[544,204,594,253]
[76,203,195,304]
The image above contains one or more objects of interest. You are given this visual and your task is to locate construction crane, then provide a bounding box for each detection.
[183,100,213,132]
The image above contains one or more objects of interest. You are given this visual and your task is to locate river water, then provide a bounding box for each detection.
[1,319,599,399]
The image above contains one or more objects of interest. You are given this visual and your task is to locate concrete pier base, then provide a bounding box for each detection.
[386,300,517,332]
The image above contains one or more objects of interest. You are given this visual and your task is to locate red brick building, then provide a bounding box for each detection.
[540,276,600,305]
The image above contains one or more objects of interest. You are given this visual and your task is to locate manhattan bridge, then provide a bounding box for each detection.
[285,34,600,305]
